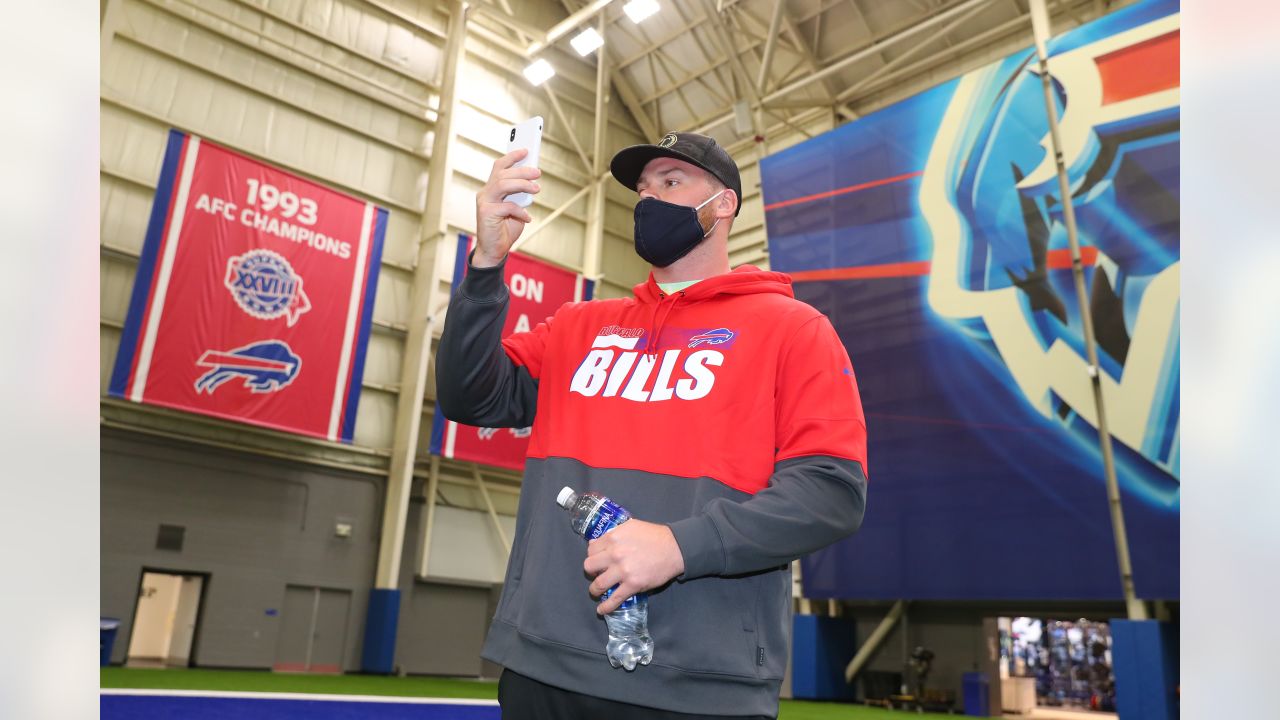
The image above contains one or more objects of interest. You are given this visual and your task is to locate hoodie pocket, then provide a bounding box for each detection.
[655,571,768,678]
[753,567,791,681]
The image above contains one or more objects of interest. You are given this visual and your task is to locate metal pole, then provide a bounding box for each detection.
[509,182,594,254]
[526,0,616,56]
[845,600,905,684]
[755,0,786,96]
[900,604,909,694]
[1028,0,1146,620]
[703,0,768,157]
[693,0,996,134]
[833,0,995,103]
[375,0,468,591]
[582,11,609,282]
[543,84,594,174]
[472,465,511,555]
[416,454,442,578]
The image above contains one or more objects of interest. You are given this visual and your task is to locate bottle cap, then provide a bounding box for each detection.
[556,486,577,509]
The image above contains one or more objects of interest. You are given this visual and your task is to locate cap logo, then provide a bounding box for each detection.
[658,133,678,148]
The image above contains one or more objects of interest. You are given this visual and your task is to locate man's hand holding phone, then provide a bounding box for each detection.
[474,117,543,268]
[474,149,540,268]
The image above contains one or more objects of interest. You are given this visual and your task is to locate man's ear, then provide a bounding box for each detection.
[716,189,738,219]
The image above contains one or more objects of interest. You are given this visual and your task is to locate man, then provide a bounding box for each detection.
[436,131,868,719]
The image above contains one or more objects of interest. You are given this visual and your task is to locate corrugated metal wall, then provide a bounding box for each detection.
[98,0,650,673]
[101,430,384,670]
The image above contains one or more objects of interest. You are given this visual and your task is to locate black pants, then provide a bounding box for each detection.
[498,669,775,720]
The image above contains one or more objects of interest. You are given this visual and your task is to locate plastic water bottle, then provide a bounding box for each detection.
[556,486,654,671]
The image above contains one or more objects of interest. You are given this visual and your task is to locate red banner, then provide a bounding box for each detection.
[429,234,592,470]
[109,130,387,442]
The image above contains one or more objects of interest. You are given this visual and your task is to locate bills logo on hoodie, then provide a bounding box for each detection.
[570,325,736,402]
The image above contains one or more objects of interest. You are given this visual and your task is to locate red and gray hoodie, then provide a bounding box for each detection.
[436,258,868,717]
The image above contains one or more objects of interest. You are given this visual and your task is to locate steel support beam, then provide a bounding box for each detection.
[845,600,906,683]
[764,0,997,105]
[692,0,997,134]
[560,0,660,141]
[526,0,616,56]
[703,0,768,155]
[510,182,593,255]
[416,455,442,577]
[467,16,532,58]
[834,0,1095,109]
[1029,0,1145,620]
[472,465,512,555]
[755,0,787,95]
[543,83,595,174]
[469,0,546,41]
[611,64,661,140]
[834,0,996,103]
[582,12,609,282]
[375,0,468,591]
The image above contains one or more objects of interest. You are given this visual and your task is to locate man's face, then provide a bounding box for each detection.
[635,157,719,208]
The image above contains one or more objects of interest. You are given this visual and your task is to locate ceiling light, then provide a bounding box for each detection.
[523,59,555,86]
[623,0,659,24]
[570,27,604,56]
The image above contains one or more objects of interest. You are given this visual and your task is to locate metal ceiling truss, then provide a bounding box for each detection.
[452,0,1118,225]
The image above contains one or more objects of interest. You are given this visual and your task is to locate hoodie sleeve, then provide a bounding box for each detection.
[434,253,547,429]
[669,314,868,579]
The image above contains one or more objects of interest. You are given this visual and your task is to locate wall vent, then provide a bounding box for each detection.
[156,524,185,552]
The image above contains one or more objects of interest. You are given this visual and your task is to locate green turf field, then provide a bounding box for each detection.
[101,668,955,719]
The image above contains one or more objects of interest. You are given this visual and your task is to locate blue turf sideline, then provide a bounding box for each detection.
[101,689,501,719]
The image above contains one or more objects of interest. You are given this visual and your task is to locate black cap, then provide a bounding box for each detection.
[610,132,743,216]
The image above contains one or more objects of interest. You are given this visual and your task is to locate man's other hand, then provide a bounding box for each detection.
[584,519,686,614]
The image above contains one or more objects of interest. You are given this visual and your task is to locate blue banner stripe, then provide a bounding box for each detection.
[108,129,187,397]
[340,207,389,442]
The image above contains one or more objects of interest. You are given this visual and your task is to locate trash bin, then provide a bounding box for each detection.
[100,618,121,667]
[962,671,990,716]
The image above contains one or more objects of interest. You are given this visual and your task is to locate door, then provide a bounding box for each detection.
[274,585,351,673]
[310,589,351,673]
[166,575,202,665]
[273,585,316,672]
[126,571,206,668]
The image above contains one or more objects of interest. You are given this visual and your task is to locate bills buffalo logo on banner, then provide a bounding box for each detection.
[428,234,592,471]
[759,1,1179,601]
[108,130,387,442]
[195,340,302,394]
[225,249,312,326]
[922,9,1180,487]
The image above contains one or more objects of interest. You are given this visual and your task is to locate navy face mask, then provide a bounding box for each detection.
[633,189,725,267]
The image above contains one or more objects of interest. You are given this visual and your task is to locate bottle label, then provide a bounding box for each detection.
[602,587,646,609]
[584,499,630,540]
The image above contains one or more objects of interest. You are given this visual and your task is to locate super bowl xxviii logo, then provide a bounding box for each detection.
[224,249,311,326]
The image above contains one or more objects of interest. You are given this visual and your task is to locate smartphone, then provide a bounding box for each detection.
[504,116,543,208]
